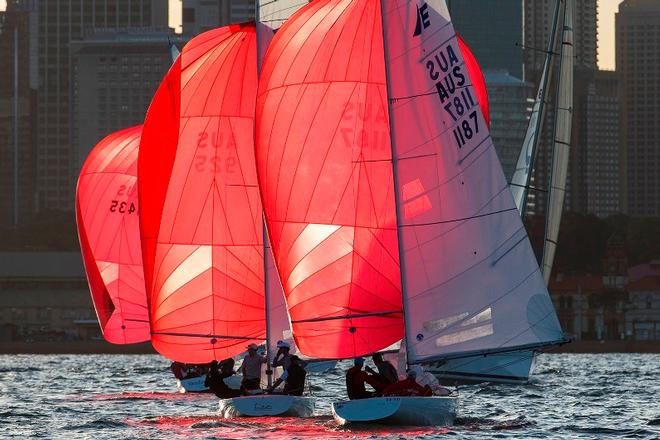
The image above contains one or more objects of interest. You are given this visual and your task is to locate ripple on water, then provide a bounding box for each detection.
[0,353,658,439]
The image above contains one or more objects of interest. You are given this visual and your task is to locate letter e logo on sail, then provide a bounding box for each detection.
[413,3,430,37]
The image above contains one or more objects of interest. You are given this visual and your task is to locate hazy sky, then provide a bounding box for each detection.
[1,0,620,69]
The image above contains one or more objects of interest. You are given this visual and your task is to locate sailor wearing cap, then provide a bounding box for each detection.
[272,340,293,371]
[240,343,266,393]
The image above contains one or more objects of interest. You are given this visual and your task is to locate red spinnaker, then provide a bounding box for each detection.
[457,34,490,127]
[139,24,264,363]
[256,0,404,359]
[76,125,150,344]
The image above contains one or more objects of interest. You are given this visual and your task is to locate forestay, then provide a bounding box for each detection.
[76,126,150,344]
[380,0,564,364]
[542,0,574,284]
[256,0,404,359]
[139,25,265,363]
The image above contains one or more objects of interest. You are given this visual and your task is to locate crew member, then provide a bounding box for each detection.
[272,340,292,371]
[267,355,307,396]
[346,357,385,399]
[366,353,398,386]
[205,359,241,399]
[382,369,433,397]
[241,343,266,393]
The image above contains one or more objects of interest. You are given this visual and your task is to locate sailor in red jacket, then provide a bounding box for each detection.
[382,369,433,397]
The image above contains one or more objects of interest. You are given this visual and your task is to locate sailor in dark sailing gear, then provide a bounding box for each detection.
[346,357,385,399]
[382,369,433,397]
[205,359,241,398]
[241,343,266,393]
[267,355,307,396]
[366,353,399,386]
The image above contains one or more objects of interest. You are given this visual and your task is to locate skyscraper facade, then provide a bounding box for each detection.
[71,30,183,168]
[448,0,523,78]
[584,71,620,217]
[524,0,597,79]
[0,1,38,225]
[35,0,168,212]
[616,0,660,216]
[182,0,254,36]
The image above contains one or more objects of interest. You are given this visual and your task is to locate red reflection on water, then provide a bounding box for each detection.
[92,391,215,401]
[125,415,447,439]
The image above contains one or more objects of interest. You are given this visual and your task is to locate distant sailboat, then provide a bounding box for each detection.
[76,126,150,345]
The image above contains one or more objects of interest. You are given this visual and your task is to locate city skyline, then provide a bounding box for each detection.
[0,0,622,70]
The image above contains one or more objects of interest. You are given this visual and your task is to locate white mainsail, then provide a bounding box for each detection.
[542,0,574,284]
[380,0,564,364]
[510,0,563,216]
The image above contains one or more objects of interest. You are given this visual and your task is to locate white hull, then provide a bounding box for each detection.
[332,396,457,426]
[426,350,537,385]
[177,375,209,393]
[177,374,243,393]
[219,395,315,418]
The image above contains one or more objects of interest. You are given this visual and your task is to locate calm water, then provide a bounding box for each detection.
[1,353,658,439]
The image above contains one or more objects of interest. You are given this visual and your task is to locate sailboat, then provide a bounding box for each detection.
[76,125,150,345]
[426,0,574,385]
[256,0,564,425]
[138,23,315,417]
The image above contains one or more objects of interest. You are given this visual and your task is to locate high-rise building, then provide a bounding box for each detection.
[484,71,533,180]
[71,30,184,168]
[524,0,597,80]
[448,0,523,78]
[182,0,220,35]
[616,0,660,216]
[219,0,254,26]
[0,1,38,225]
[584,71,620,217]
[182,0,254,36]
[35,0,169,212]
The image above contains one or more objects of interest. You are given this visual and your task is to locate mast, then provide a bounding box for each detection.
[541,0,574,284]
[13,26,19,227]
[378,0,413,367]
[510,0,562,216]
[262,219,273,387]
